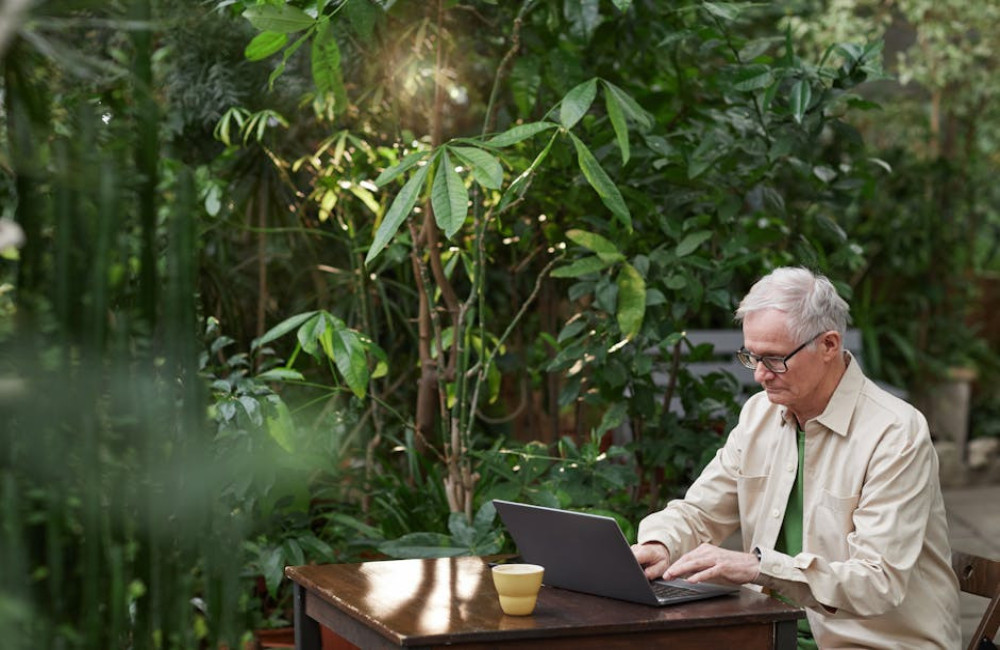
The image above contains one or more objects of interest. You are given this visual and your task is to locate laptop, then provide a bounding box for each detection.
[492,499,740,606]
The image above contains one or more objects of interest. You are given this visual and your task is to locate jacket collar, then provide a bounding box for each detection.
[781,351,861,437]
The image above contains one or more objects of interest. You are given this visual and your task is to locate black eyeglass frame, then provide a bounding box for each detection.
[736,332,826,374]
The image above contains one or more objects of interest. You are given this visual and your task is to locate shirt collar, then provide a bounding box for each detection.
[780,351,862,437]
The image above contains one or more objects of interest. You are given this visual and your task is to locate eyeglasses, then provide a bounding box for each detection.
[737,332,825,374]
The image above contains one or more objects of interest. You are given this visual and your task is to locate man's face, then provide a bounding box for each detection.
[741,309,827,415]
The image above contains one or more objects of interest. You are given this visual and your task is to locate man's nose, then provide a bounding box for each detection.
[754,363,774,383]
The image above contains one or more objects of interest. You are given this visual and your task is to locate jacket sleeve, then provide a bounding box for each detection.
[752,411,939,617]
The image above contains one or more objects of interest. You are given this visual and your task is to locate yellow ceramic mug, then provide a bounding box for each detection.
[491,563,544,616]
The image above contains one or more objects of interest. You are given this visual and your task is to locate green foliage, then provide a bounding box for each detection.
[253,310,388,399]
[0,356,249,649]
[783,0,1000,391]
[216,0,891,531]
[203,316,378,625]
[377,503,505,559]
[7,0,1000,641]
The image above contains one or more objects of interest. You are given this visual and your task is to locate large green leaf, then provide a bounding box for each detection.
[566,229,624,262]
[366,163,430,265]
[244,31,287,61]
[261,547,286,597]
[497,131,558,213]
[450,146,503,189]
[569,134,632,231]
[601,81,653,130]
[687,132,722,179]
[604,87,630,164]
[343,0,378,40]
[431,150,468,239]
[676,230,714,257]
[596,401,627,436]
[701,1,744,21]
[266,30,311,90]
[485,121,558,148]
[242,5,316,33]
[253,310,319,350]
[311,20,348,112]
[298,312,328,358]
[331,324,369,398]
[616,262,646,340]
[256,368,306,382]
[732,64,774,92]
[559,78,598,129]
[472,501,497,532]
[551,255,617,278]
[789,79,812,124]
[510,57,541,117]
[374,150,429,188]
[265,399,296,453]
[347,183,381,215]
[564,0,602,42]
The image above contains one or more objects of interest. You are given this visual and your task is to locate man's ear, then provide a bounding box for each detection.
[821,331,842,360]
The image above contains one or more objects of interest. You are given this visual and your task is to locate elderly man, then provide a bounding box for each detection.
[632,267,959,648]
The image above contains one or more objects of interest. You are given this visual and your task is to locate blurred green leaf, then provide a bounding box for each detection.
[566,229,623,261]
[243,4,315,33]
[616,263,646,339]
[602,81,654,131]
[570,134,632,231]
[331,324,370,399]
[604,85,630,164]
[485,121,558,148]
[311,21,348,113]
[560,78,598,129]
[367,163,430,265]
[256,368,305,382]
[732,64,774,92]
[431,150,468,238]
[676,231,713,257]
[265,399,296,452]
[790,79,811,124]
[244,31,287,61]
[254,312,319,350]
[551,255,616,278]
[374,150,429,188]
[450,146,503,190]
[343,0,378,40]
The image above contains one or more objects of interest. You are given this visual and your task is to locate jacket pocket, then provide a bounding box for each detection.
[818,489,860,513]
[811,489,860,556]
[736,474,769,495]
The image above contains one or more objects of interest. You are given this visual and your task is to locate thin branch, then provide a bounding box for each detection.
[463,250,564,441]
[482,0,538,137]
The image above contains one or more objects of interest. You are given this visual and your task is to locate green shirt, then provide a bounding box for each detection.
[774,429,817,650]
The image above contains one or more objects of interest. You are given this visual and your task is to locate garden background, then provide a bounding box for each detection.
[3,0,1000,648]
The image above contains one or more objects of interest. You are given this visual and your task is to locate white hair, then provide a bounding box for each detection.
[734,267,850,343]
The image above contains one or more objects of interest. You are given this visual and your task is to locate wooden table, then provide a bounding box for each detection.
[285,557,804,649]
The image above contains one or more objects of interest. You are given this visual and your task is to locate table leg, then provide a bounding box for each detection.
[774,619,798,650]
[293,583,322,650]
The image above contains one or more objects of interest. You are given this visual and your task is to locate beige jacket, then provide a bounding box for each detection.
[637,353,960,649]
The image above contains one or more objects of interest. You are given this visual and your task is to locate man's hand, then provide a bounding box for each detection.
[662,543,760,586]
[631,542,671,580]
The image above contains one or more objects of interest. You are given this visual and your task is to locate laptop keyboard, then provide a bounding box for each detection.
[652,581,701,600]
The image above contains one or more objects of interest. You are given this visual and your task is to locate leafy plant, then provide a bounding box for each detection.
[202,317,370,627]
